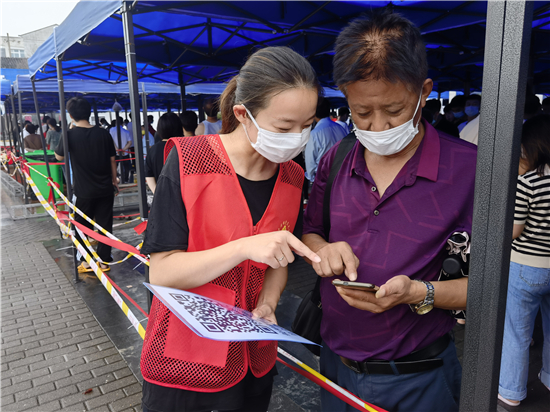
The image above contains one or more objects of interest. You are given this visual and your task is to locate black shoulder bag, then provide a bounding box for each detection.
[291,134,357,355]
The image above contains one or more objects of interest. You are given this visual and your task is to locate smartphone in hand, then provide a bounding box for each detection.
[332,279,379,292]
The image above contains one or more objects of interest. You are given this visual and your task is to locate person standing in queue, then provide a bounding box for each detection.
[144,112,183,194]
[140,46,322,412]
[302,11,476,412]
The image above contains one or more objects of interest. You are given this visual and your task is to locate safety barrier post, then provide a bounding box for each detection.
[122,0,148,219]
[459,1,533,411]
[56,54,80,284]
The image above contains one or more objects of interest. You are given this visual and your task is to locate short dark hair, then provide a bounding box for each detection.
[333,10,427,93]
[66,97,91,121]
[450,95,466,110]
[338,107,350,117]
[219,46,321,134]
[316,98,331,119]
[148,114,154,122]
[42,116,50,124]
[425,99,441,114]
[524,94,541,116]
[542,97,550,107]
[521,114,550,176]
[25,124,37,134]
[179,111,198,133]
[465,94,481,104]
[157,112,183,140]
[203,98,219,118]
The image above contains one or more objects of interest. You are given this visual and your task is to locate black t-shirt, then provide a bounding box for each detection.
[55,126,116,199]
[145,140,167,180]
[141,149,304,409]
[142,149,303,254]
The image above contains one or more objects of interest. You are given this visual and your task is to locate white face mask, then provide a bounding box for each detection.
[242,105,311,163]
[355,92,423,156]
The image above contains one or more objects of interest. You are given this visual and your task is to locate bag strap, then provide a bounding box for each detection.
[313,133,356,299]
[322,133,357,239]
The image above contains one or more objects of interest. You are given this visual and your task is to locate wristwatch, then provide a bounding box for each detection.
[410,280,434,315]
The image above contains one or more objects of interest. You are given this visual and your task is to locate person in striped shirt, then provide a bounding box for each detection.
[499,114,550,407]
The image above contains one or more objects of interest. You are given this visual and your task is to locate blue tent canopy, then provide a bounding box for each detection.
[11,74,345,113]
[28,1,550,93]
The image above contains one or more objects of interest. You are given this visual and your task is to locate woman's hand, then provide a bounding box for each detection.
[238,231,321,269]
[251,302,277,325]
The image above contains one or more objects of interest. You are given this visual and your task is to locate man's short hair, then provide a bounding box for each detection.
[338,107,350,117]
[179,111,198,133]
[42,116,50,124]
[524,94,541,116]
[450,95,466,110]
[333,10,427,93]
[316,97,331,119]
[66,97,91,121]
[203,98,219,118]
[425,99,441,114]
[465,94,481,104]
[148,115,154,122]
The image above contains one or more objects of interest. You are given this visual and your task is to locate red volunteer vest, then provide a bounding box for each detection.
[141,134,304,392]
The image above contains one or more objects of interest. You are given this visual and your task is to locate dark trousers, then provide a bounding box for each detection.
[320,338,462,412]
[120,154,132,184]
[74,194,114,262]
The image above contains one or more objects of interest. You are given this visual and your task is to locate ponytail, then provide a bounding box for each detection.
[219,76,239,134]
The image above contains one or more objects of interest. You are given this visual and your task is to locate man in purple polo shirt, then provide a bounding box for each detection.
[302,11,477,412]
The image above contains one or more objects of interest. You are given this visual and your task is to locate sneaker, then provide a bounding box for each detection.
[498,393,520,407]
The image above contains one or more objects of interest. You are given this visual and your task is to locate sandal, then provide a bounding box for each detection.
[498,394,520,407]
[77,263,111,273]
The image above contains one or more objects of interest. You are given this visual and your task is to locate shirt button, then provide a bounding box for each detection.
[371,186,377,192]
[374,210,380,216]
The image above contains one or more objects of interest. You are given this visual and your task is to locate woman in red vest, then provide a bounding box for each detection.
[140,46,322,412]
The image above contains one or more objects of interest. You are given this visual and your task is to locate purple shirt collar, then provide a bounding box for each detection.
[349,119,440,184]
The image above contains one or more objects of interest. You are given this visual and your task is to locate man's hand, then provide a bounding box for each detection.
[335,275,424,313]
[312,241,360,281]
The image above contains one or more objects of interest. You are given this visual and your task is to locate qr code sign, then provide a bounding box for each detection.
[169,293,279,335]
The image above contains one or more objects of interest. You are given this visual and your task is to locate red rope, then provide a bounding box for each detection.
[113,213,140,219]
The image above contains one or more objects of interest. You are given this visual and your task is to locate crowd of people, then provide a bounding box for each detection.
[30,9,549,412]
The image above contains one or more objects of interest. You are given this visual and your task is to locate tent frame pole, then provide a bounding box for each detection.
[15,88,29,204]
[9,90,22,157]
[141,92,150,151]
[122,0,148,219]
[459,2,533,411]
[31,76,52,179]
[56,56,80,284]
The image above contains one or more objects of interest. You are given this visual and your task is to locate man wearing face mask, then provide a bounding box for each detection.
[459,94,482,145]
[302,11,477,412]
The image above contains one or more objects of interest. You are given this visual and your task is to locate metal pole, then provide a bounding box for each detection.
[141,92,150,150]
[179,70,186,112]
[198,94,205,122]
[459,2,533,411]
[56,56,80,284]
[122,0,148,219]
[92,99,100,126]
[31,76,52,178]
[15,88,29,204]
[9,90,22,156]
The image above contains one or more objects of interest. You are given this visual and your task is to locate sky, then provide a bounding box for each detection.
[1,0,78,36]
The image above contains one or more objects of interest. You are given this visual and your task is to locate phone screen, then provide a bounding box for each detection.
[332,280,379,291]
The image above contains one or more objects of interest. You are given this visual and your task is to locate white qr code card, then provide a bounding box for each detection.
[144,283,319,345]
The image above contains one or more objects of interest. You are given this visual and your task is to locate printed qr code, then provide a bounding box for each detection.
[169,293,281,334]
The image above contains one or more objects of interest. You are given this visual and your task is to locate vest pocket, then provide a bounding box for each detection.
[163,283,236,368]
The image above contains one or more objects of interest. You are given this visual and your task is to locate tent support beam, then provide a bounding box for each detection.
[141,92,150,151]
[31,76,52,179]
[179,71,186,112]
[122,0,148,219]
[459,1,533,411]
[56,56,80,284]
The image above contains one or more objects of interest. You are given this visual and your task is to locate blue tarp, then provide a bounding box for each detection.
[26,1,550,93]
